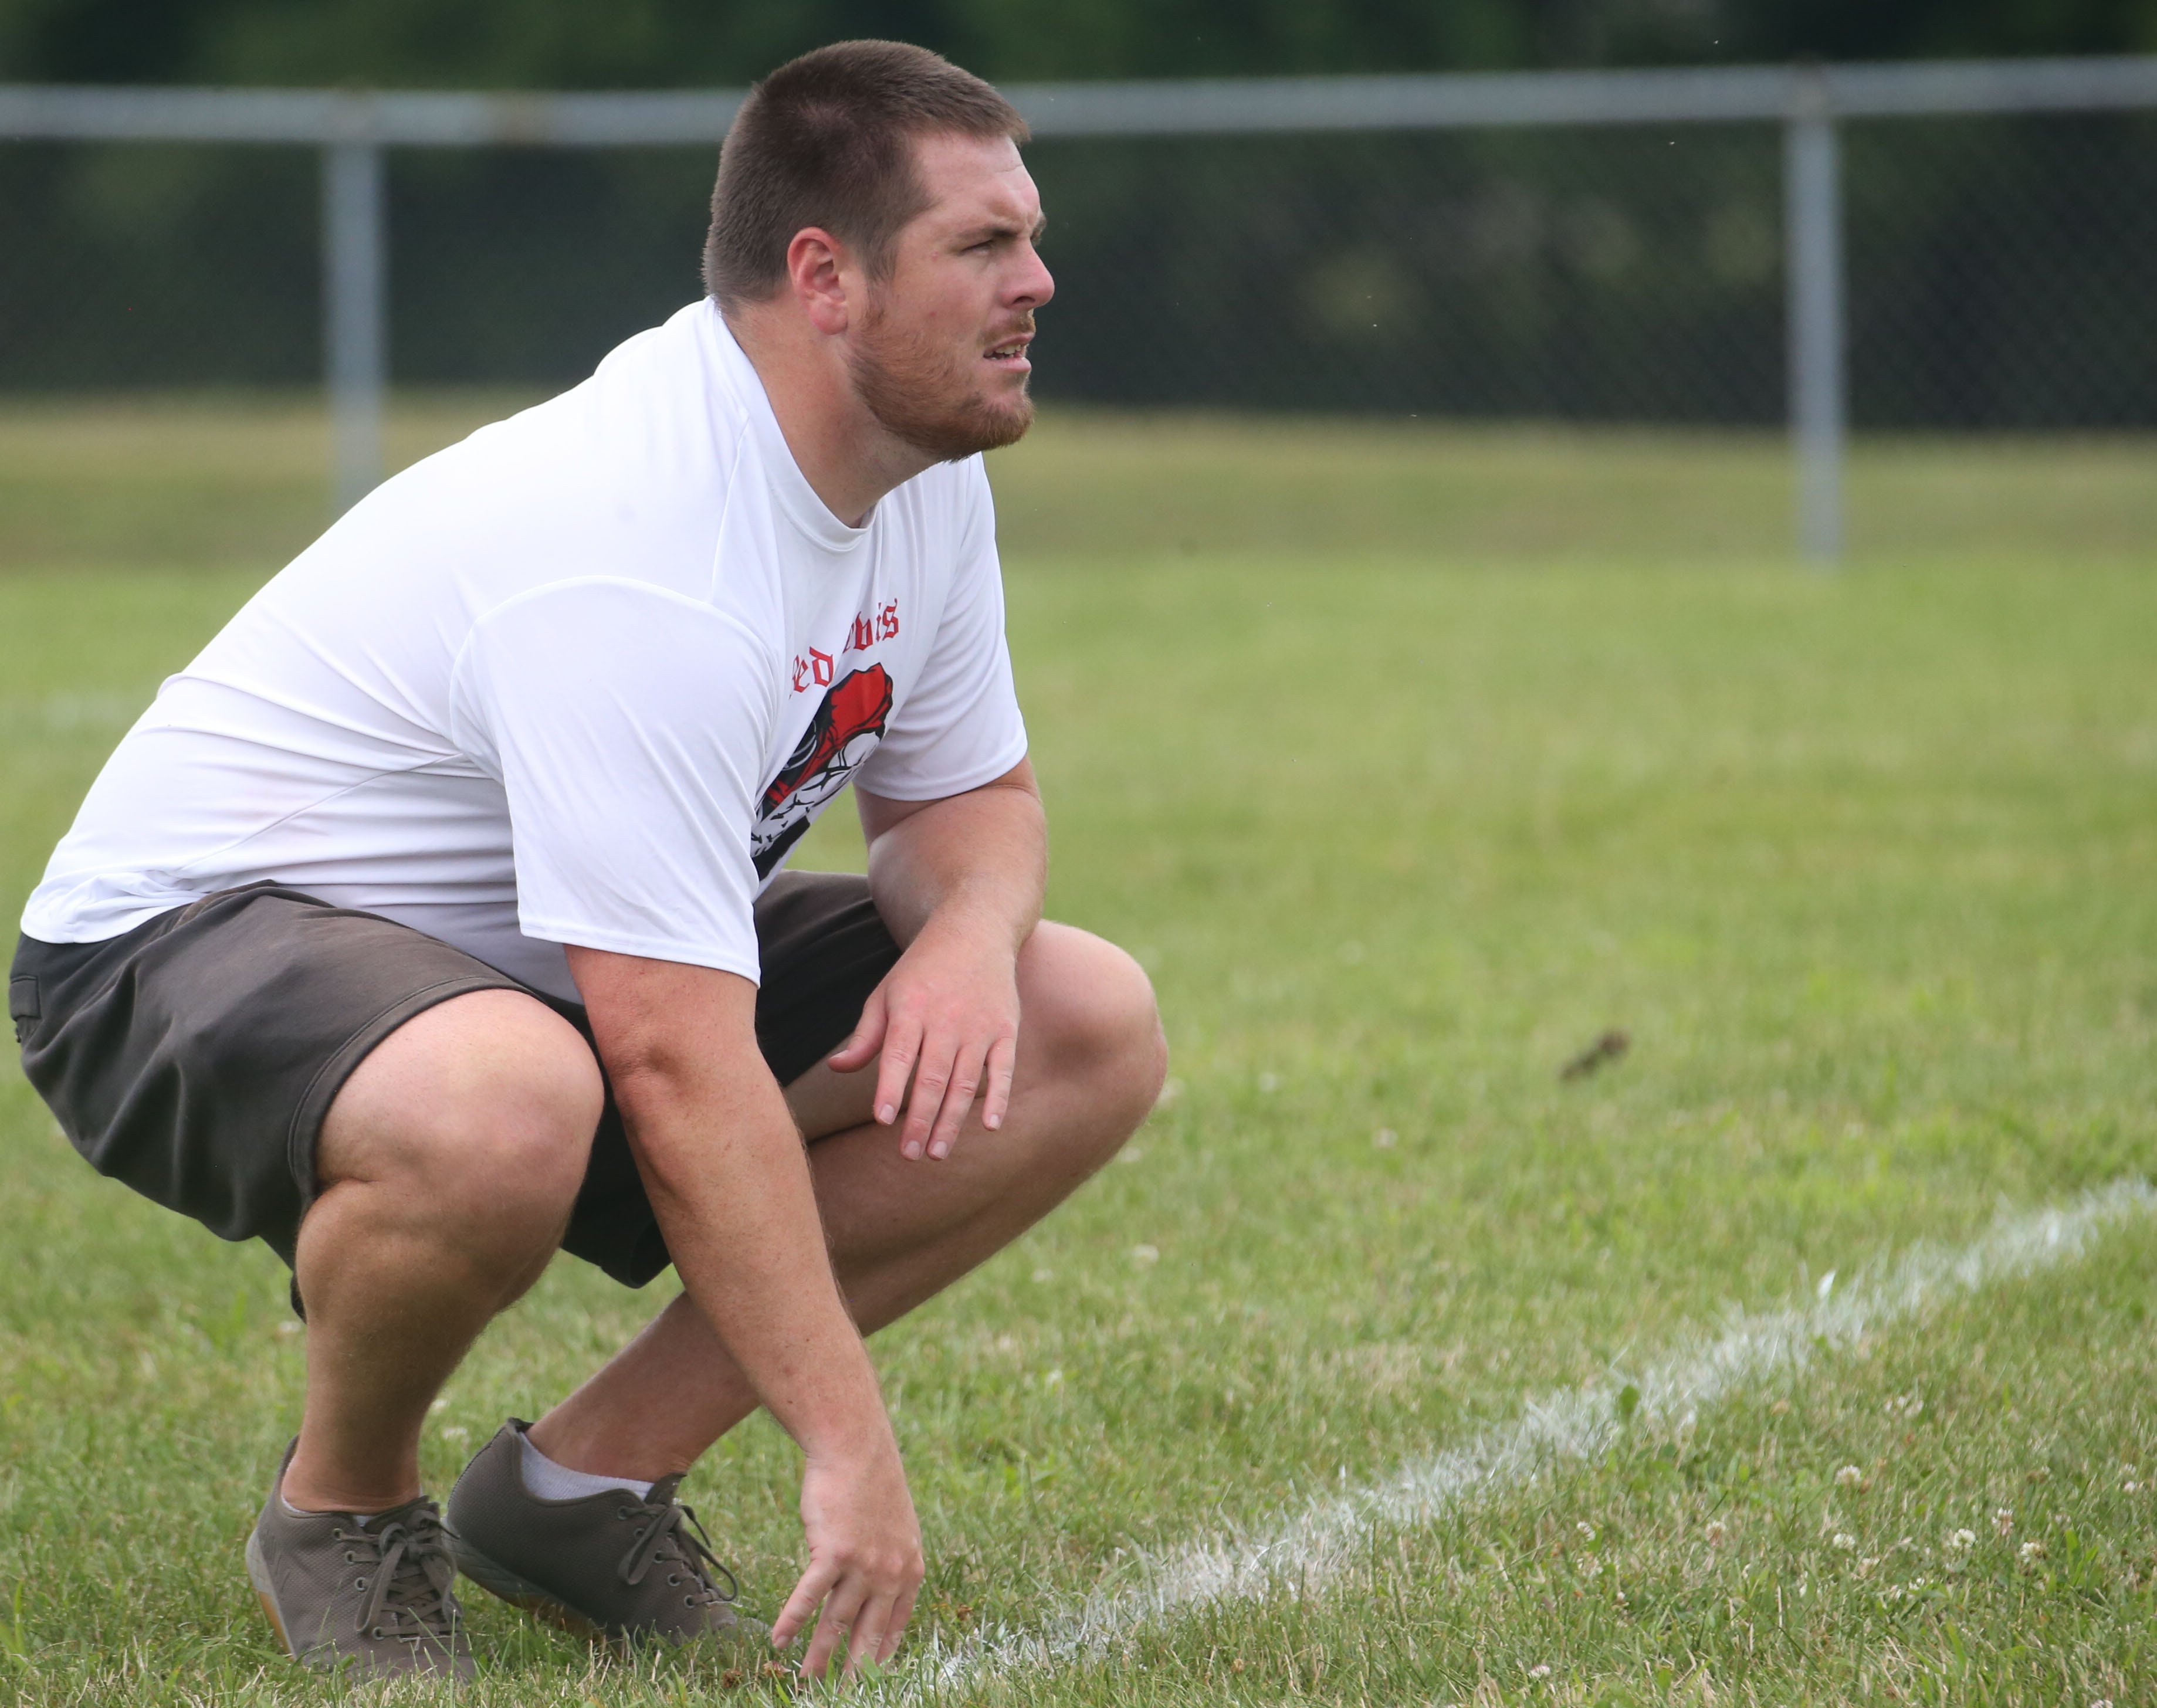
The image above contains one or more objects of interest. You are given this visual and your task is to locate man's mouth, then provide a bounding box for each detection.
[983,334,1032,370]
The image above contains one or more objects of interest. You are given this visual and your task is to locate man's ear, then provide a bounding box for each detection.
[786,228,854,336]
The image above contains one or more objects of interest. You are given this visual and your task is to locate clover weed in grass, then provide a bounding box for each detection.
[2,427,2155,1704]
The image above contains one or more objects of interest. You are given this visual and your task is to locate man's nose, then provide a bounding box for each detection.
[1011,244,1054,309]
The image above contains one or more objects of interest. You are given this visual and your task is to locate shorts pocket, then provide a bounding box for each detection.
[8,972,38,1045]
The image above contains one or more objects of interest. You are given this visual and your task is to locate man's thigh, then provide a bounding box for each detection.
[784,1058,881,1142]
[11,883,526,1268]
[316,988,602,1204]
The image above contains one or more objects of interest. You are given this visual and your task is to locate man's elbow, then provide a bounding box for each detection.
[567,947,772,1136]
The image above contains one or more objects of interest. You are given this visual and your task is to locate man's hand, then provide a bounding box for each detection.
[826,921,1021,1159]
[844,760,1047,1161]
[771,1437,925,1678]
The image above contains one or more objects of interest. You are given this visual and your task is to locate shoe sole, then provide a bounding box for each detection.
[244,1526,299,1660]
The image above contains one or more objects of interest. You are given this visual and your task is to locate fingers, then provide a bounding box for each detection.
[877,1579,921,1665]
[831,987,991,1159]
[913,1035,990,1161]
[853,940,1024,1158]
[897,1031,969,1161]
[845,1592,895,1677]
[876,1015,922,1145]
[898,1035,953,1159]
[888,1021,1018,1160]
[804,1580,864,1681]
[790,1582,918,1680]
[825,985,888,1075]
[981,1031,1018,1133]
[771,1558,838,1650]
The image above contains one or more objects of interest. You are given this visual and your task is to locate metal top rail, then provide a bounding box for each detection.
[3,55,2156,147]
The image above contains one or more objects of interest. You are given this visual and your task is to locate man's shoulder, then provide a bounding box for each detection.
[497,304,748,490]
[314,307,744,606]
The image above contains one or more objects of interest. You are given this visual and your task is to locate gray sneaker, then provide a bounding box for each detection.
[445,1420,766,1648]
[245,1440,475,1679]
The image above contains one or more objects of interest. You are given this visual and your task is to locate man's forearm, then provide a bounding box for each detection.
[861,768,1047,950]
[627,1070,888,1451]
[568,949,890,1458]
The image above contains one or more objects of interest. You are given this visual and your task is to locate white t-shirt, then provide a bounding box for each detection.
[21,301,1028,1001]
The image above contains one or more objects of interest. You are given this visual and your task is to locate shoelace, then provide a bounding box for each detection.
[615,1496,740,1607]
[336,1508,462,1645]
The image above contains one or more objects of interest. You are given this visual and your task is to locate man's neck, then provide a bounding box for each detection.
[722,303,932,530]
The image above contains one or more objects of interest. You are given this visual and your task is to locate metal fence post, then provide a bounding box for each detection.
[321,133,386,514]
[1784,79,1846,565]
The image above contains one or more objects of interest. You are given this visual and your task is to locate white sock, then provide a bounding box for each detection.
[281,1495,378,1526]
[518,1434,655,1503]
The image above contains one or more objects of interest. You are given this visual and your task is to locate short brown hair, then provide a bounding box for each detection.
[703,40,1028,311]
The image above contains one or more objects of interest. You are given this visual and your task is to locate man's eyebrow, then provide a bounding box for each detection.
[956,215,1049,244]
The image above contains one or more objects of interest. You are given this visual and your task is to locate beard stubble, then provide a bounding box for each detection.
[848,300,1035,462]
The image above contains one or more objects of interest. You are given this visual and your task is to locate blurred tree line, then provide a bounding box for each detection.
[4,0,2155,87]
[2,2,2153,426]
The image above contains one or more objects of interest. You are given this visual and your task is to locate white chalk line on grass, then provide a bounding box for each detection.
[917,1178,2157,1690]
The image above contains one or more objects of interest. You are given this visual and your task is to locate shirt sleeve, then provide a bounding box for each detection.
[855,458,1030,802]
[452,578,775,981]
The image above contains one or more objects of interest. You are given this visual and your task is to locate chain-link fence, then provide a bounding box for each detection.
[0,141,709,388]
[1843,114,2157,429]
[3,63,2155,553]
[1034,114,2157,429]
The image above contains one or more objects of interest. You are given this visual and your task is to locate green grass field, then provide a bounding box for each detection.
[2,400,2155,1705]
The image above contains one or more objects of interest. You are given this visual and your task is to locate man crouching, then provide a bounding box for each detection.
[11,39,1163,1682]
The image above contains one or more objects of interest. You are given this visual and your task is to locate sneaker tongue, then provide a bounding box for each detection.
[356,1494,443,1546]
[644,1472,686,1507]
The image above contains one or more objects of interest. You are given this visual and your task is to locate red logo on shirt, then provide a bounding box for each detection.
[790,647,838,693]
[804,599,900,686]
[751,664,894,877]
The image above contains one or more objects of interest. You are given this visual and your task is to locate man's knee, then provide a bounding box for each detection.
[1020,924,1169,1134]
[319,989,602,1246]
